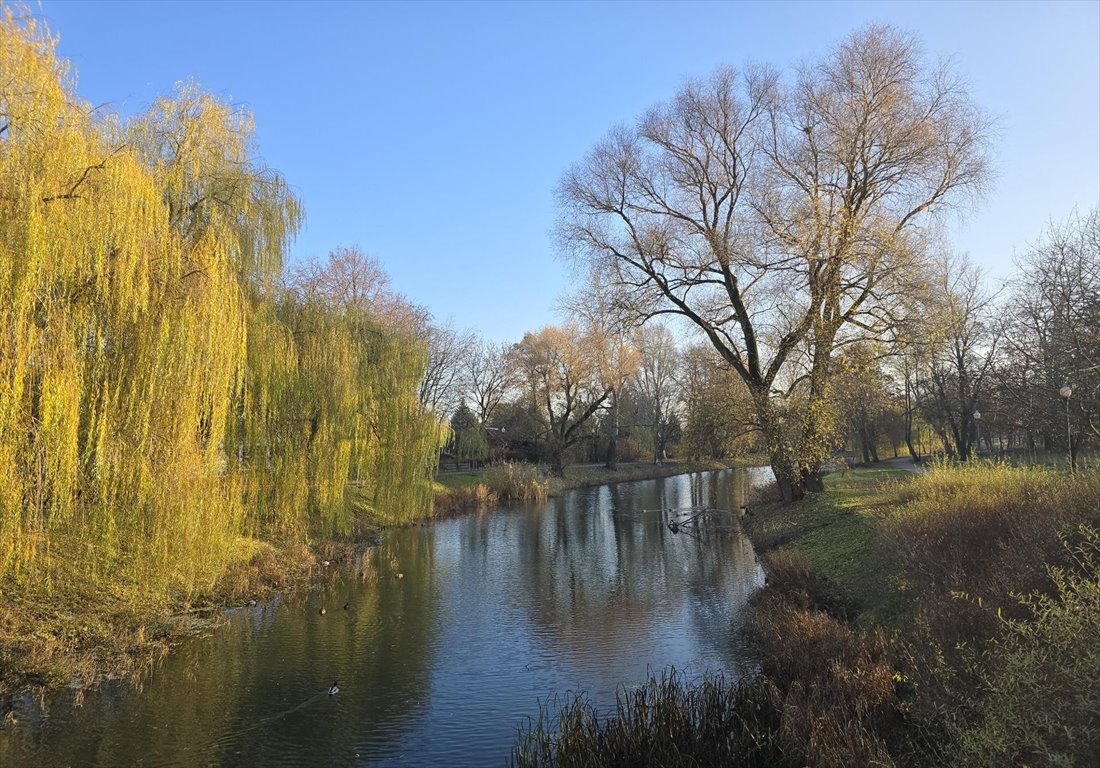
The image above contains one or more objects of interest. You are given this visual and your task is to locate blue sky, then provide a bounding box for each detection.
[39,0,1100,342]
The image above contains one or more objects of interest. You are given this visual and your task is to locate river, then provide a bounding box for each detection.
[0,467,769,767]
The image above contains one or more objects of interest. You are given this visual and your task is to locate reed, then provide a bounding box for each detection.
[485,462,559,503]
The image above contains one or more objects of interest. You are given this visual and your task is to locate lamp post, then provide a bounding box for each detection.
[1059,385,1073,471]
[973,410,981,459]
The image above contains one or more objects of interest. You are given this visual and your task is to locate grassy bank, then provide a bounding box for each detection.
[0,533,380,700]
[435,459,741,513]
[513,462,1100,767]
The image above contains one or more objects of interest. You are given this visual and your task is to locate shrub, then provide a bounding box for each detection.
[949,527,1100,767]
[760,549,855,620]
[745,591,901,767]
[883,462,1100,636]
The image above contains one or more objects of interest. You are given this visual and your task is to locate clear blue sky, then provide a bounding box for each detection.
[38,1,1100,342]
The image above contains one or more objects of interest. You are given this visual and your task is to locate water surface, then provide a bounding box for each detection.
[0,468,768,767]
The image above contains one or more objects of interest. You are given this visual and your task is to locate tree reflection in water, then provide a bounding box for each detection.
[0,469,768,767]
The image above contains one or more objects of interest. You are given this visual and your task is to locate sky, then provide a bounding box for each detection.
[36,0,1100,342]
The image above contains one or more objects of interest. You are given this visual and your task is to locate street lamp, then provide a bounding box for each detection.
[1060,385,1073,471]
[973,410,981,459]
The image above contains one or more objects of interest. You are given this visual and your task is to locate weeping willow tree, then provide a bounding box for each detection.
[235,292,447,537]
[0,10,444,601]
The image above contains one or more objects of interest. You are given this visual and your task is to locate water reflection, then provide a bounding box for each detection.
[0,468,767,767]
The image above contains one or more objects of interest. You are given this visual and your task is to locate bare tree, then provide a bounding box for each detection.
[1000,208,1100,465]
[634,324,681,463]
[558,25,991,500]
[464,339,516,425]
[914,255,1002,460]
[418,320,477,418]
[288,245,427,332]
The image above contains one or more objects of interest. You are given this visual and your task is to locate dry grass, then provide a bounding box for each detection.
[740,464,1098,767]
[883,462,1100,644]
[433,482,499,514]
[748,592,900,767]
[511,670,786,768]
[887,462,1100,587]
[0,534,363,697]
[486,462,559,503]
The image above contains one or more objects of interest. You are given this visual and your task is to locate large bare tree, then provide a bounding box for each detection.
[558,25,991,500]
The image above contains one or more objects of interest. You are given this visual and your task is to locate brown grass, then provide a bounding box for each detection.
[0,534,367,697]
[433,482,499,514]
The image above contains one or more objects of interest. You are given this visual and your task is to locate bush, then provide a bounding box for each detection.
[949,527,1100,767]
[486,462,558,503]
[883,462,1100,638]
[748,595,898,750]
[760,549,855,620]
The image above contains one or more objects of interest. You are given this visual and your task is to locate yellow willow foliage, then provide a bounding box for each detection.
[0,12,444,601]
[233,300,447,537]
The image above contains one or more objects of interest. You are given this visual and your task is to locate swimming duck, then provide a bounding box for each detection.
[328,681,340,696]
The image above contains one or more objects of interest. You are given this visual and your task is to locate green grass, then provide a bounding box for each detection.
[747,467,913,626]
[434,472,487,488]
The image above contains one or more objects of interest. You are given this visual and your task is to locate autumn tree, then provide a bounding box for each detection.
[833,343,901,463]
[679,344,757,460]
[561,272,640,470]
[558,25,991,500]
[0,12,445,597]
[510,323,611,475]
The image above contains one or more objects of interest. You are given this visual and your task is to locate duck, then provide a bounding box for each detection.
[318,607,327,615]
[343,602,351,610]
[328,681,340,696]
[395,572,405,580]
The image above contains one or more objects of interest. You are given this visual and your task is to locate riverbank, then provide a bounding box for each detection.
[0,534,380,700]
[0,461,739,699]
[434,458,755,514]
[513,462,1100,766]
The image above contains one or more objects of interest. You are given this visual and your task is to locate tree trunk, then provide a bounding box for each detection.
[549,446,566,477]
[772,452,806,502]
[653,400,662,465]
[605,390,619,471]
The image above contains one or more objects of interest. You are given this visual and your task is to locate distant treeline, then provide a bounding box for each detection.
[0,10,446,599]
